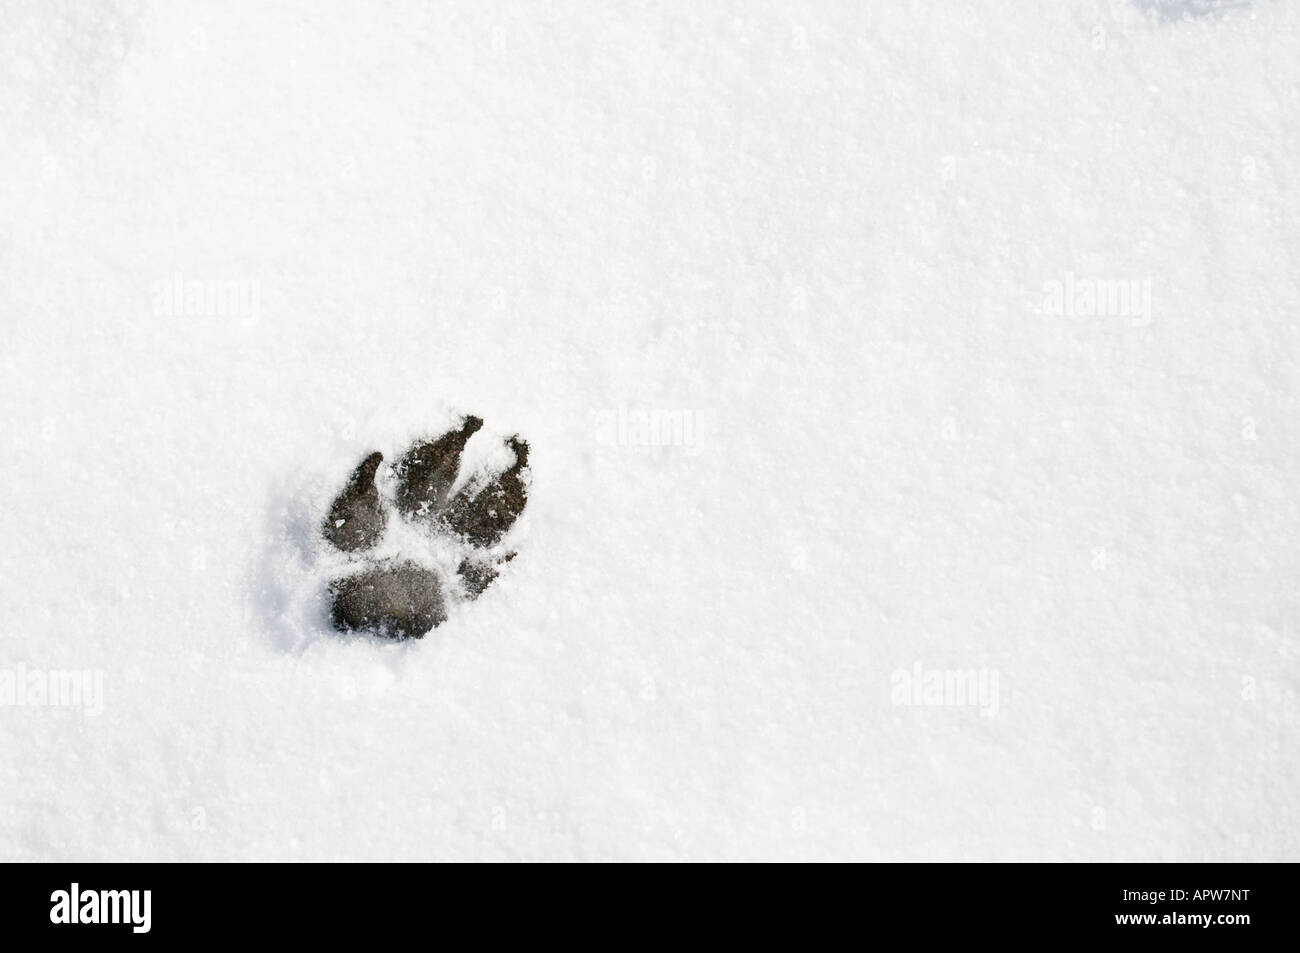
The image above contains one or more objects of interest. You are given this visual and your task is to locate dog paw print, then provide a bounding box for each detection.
[320,415,529,639]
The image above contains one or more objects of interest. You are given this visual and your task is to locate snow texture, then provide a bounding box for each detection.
[1,0,1297,861]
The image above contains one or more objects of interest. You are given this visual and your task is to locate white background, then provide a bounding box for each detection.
[1,0,1297,860]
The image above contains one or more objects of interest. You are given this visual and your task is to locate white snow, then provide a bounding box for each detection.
[1,0,1297,861]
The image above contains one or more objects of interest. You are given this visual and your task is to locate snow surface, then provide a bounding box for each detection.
[1,0,1297,861]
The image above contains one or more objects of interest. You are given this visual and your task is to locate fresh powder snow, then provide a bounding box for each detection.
[0,0,1297,861]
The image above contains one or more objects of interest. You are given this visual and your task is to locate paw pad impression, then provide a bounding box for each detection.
[320,415,529,639]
